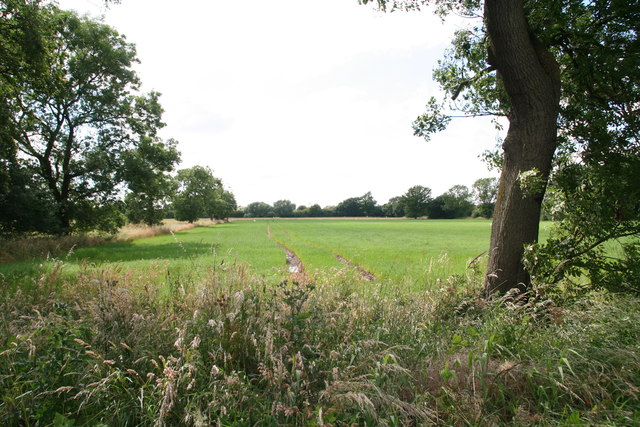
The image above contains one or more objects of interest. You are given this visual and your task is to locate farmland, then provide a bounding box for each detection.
[1,219,547,291]
[1,219,638,426]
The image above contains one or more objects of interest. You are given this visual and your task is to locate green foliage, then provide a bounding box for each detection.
[172,166,235,222]
[361,0,640,291]
[412,97,452,140]
[212,190,238,221]
[401,185,431,218]
[523,1,640,291]
[525,163,640,292]
[0,5,179,234]
[0,161,59,235]
[429,185,474,219]
[273,199,296,217]
[124,137,180,225]
[244,201,274,218]
[381,196,405,218]
[471,177,498,218]
[2,250,639,424]
[307,203,324,217]
[336,192,381,217]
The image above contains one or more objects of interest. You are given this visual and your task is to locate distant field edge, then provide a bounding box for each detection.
[229,217,479,221]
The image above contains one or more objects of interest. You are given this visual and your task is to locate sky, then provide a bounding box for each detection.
[57,0,502,208]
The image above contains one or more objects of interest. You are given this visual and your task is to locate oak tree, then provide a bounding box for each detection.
[1,5,179,234]
[361,0,639,294]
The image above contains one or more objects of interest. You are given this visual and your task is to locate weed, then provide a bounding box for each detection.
[0,225,638,425]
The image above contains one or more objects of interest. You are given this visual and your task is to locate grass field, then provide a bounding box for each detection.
[270,219,495,288]
[1,219,638,425]
[0,219,553,292]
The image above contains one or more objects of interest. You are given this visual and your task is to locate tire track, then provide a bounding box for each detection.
[266,225,306,279]
[335,254,376,282]
[267,224,376,282]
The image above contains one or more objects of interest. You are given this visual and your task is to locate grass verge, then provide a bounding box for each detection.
[1,261,638,425]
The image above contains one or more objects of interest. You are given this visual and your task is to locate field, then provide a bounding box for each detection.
[269,219,495,286]
[1,219,638,426]
[0,219,550,292]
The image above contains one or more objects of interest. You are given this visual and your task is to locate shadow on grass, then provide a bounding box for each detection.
[68,240,221,264]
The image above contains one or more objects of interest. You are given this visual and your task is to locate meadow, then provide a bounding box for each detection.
[1,219,638,426]
[0,219,549,292]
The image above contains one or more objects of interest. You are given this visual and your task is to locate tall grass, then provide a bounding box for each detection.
[0,219,217,264]
[1,258,638,425]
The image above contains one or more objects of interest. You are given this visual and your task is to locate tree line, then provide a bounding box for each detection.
[240,178,498,219]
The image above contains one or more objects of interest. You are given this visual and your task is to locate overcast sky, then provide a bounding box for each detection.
[57,0,501,207]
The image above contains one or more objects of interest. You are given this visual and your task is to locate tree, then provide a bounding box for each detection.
[426,185,473,219]
[0,161,59,235]
[1,6,177,234]
[382,196,405,217]
[336,197,363,217]
[210,190,237,221]
[173,166,226,223]
[361,0,639,295]
[0,0,50,194]
[445,185,474,218]
[401,185,431,218]
[426,195,448,219]
[336,192,381,217]
[273,199,296,217]
[244,202,274,218]
[471,177,498,218]
[360,192,380,216]
[123,137,180,225]
[308,204,324,217]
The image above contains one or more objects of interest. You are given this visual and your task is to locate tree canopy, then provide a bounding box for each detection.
[471,177,498,218]
[401,185,431,218]
[273,199,296,217]
[172,166,236,223]
[1,3,179,234]
[360,0,640,294]
[244,202,274,218]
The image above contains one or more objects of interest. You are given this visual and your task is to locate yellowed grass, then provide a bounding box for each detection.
[0,234,106,263]
[0,219,220,263]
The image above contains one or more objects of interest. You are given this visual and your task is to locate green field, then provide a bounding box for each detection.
[3,219,639,426]
[1,219,552,291]
[269,219,495,287]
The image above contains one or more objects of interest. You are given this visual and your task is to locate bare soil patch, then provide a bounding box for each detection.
[335,254,376,282]
[266,225,306,281]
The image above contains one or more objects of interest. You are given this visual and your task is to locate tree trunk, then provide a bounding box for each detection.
[483,0,561,296]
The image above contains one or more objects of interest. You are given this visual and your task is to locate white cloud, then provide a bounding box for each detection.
[58,0,501,207]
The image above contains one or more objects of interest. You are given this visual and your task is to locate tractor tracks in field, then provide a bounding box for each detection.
[335,254,376,282]
[266,224,376,282]
[267,225,306,280]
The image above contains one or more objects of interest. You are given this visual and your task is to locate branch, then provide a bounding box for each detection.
[451,65,496,101]
[550,228,640,280]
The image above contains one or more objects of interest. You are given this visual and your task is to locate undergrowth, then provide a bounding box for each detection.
[1,262,639,425]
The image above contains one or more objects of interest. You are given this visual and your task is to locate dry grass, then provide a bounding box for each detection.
[0,234,106,263]
[0,219,219,263]
[1,261,638,425]
[116,219,218,241]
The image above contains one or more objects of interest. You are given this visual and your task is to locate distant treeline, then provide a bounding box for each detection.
[228,179,499,219]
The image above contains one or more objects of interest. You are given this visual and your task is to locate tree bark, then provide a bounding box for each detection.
[483,0,561,296]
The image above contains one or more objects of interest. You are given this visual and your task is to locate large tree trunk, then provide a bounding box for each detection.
[483,0,561,296]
